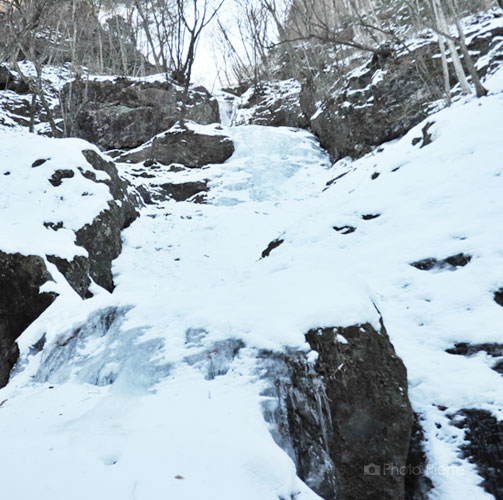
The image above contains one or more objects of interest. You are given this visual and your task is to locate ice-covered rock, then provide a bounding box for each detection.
[260,322,413,500]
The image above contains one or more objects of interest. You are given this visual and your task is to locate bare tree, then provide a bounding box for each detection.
[1,0,63,135]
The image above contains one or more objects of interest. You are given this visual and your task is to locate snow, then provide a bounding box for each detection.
[1,16,503,500]
[0,132,112,260]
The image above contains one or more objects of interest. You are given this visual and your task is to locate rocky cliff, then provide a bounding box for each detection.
[234,10,503,162]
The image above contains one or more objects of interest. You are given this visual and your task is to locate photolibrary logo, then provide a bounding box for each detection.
[363,463,464,477]
[363,464,381,476]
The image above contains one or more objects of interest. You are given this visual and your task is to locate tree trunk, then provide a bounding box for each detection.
[434,0,472,95]
[446,0,488,97]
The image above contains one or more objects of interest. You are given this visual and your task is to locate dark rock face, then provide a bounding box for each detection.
[333,225,356,235]
[46,255,91,299]
[260,322,413,500]
[156,181,209,202]
[453,409,503,499]
[62,78,220,151]
[310,18,500,162]
[0,65,29,94]
[261,238,284,259]
[494,288,503,308]
[411,253,472,271]
[309,46,442,161]
[0,251,58,387]
[75,201,131,293]
[119,127,235,168]
[49,169,75,186]
[47,150,140,295]
[404,414,433,500]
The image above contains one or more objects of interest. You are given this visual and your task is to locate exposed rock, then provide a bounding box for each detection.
[75,201,130,293]
[411,122,435,148]
[48,150,140,295]
[309,16,501,161]
[0,65,29,94]
[46,255,91,299]
[235,79,309,128]
[81,149,139,209]
[61,78,220,150]
[411,253,472,271]
[452,409,503,499]
[0,251,58,387]
[261,238,284,259]
[494,288,503,307]
[260,321,413,500]
[235,14,502,161]
[333,225,356,235]
[404,414,433,500]
[43,221,63,231]
[32,158,49,168]
[119,125,234,168]
[361,213,381,220]
[49,169,75,187]
[155,181,209,202]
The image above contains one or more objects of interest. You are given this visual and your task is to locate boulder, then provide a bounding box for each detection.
[260,321,413,500]
[61,78,220,151]
[155,181,209,202]
[119,124,234,168]
[0,251,57,387]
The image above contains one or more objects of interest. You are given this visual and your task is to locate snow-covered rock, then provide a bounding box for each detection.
[0,132,140,387]
[234,79,308,129]
[118,121,234,168]
[235,10,503,163]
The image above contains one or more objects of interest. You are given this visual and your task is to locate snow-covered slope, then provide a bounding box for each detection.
[0,56,503,500]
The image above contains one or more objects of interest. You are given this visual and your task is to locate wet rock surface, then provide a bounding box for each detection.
[0,251,57,387]
[61,78,220,151]
[260,322,413,500]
